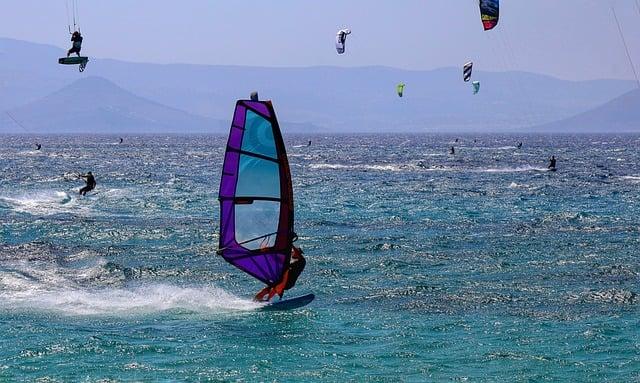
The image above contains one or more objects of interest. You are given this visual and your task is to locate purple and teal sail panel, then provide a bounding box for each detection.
[218,100,294,287]
[479,0,499,31]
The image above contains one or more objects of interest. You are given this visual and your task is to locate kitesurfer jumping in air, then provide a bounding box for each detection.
[548,156,557,170]
[254,239,306,302]
[78,171,96,196]
[67,31,83,57]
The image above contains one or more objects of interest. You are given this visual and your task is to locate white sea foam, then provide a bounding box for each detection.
[0,190,84,215]
[481,166,548,173]
[99,188,129,198]
[311,162,458,172]
[40,175,69,183]
[0,283,260,316]
[0,252,260,316]
[185,151,213,157]
[469,146,516,151]
[17,150,44,156]
[620,175,640,182]
[310,163,408,172]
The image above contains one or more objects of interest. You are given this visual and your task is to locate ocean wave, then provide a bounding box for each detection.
[469,146,518,151]
[309,162,456,172]
[17,150,44,156]
[310,163,552,174]
[309,163,409,172]
[481,165,549,173]
[568,289,637,305]
[185,151,213,158]
[98,188,130,198]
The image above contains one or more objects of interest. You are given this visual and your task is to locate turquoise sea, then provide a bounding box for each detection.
[0,134,638,382]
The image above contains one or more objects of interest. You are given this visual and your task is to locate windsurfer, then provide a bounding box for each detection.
[78,171,96,195]
[255,245,306,302]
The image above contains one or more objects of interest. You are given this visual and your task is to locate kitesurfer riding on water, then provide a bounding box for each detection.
[548,156,557,170]
[254,236,306,302]
[67,31,83,57]
[78,171,96,196]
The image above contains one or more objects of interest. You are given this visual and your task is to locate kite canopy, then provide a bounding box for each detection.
[463,62,473,82]
[396,83,405,98]
[479,0,499,31]
[336,29,351,54]
[218,100,294,287]
[473,81,481,94]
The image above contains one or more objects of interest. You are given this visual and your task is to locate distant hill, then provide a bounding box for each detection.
[532,89,640,133]
[0,76,324,134]
[0,39,78,111]
[0,37,637,133]
[3,77,224,134]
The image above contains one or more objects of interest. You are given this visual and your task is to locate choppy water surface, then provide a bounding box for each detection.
[1,134,639,381]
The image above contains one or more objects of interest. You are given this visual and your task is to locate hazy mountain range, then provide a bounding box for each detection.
[7,77,224,134]
[533,89,640,133]
[0,38,637,134]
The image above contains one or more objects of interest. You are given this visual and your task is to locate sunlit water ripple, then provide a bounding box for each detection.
[0,134,638,381]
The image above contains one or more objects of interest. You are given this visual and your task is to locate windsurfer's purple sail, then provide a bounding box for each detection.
[217,100,294,287]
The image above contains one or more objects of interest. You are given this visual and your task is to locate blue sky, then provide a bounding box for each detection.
[1,0,639,81]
